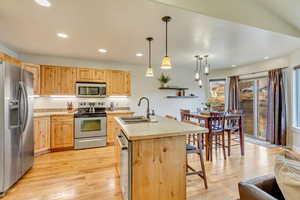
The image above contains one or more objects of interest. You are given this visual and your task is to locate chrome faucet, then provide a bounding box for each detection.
[138,97,150,119]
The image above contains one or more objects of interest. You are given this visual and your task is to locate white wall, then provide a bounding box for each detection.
[20,53,207,119]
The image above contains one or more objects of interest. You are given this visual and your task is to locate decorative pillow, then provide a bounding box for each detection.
[274,150,300,200]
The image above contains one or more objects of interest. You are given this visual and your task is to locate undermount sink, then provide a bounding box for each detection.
[120,116,150,124]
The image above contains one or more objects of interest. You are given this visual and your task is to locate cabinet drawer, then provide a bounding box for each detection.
[51,115,73,121]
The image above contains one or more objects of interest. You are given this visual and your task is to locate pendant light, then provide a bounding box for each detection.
[198,57,203,88]
[145,37,154,77]
[204,55,210,75]
[194,55,200,81]
[161,16,172,69]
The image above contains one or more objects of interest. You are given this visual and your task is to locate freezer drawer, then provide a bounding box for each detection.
[74,137,107,150]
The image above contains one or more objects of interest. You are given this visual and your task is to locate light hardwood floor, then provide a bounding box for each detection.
[2,142,283,200]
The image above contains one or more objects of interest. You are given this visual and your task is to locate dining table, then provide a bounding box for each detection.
[182,112,245,161]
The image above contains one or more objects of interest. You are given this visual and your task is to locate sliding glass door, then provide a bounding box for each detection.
[239,77,268,139]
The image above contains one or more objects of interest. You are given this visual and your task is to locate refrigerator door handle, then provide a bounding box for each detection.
[19,81,29,133]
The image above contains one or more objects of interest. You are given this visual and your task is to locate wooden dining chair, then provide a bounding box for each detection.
[207,114,226,161]
[224,110,244,156]
[165,115,177,120]
[182,120,208,189]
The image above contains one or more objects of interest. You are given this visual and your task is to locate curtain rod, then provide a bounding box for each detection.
[234,66,289,77]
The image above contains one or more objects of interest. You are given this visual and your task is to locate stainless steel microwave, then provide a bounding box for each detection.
[76,82,107,98]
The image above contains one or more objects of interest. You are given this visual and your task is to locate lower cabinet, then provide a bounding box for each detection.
[107,112,133,144]
[50,115,74,151]
[34,116,51,155]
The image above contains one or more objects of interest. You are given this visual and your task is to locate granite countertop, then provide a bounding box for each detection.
[115,116,208,141]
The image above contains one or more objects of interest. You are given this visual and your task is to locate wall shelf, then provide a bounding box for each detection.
[166,96,199,99]
[159,87,189,90]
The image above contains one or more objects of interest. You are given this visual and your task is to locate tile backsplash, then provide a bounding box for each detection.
[34,96,130,109]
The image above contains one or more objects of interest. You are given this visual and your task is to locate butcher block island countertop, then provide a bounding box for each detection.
[115,116,208,140]
[114,116,208,200]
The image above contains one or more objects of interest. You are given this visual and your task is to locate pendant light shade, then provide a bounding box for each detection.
[145,37,154,77]
[146,67,154,77]
[194,55,199,81]
[204,55,210,75]
[198,57,203,88]
[198,79,203,88]
[161,16,172,69]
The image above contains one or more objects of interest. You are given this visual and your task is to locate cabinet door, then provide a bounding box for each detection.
[23,63,40,95]
[40,66,61,95]
[34,117,50,154]
[77,68,93,82]
[110,70,125,95]
[60,67,77,95]
[51,116,74,150]
[124,71,131,96]
[93,69,106,82]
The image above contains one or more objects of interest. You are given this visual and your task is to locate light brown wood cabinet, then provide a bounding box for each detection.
[107,112,133,144]
[60,67,77,95]
[77,68,106,82]
[107,70,131,96]
[34,116,51,155]
[40,65,77,95]
[40,66,61,95]
[22,63,40,95]
[51,115,74,151]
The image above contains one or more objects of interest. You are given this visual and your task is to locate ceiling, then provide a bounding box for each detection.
[1,0,300,70]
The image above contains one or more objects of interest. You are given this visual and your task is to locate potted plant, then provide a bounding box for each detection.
[158,73,171,88]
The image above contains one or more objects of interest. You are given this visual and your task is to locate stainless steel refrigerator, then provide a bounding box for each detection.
[0,61,34,196]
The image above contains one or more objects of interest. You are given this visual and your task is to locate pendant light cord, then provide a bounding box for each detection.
[149,39,152,68]
[166,20,168,57]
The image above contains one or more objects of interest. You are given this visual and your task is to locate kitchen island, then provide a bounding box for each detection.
[114,116,208,200]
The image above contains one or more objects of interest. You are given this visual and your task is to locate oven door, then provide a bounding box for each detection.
[76,83,106,98]
[75,117,106,138]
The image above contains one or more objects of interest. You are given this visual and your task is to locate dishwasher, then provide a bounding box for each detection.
[117,130,132,200]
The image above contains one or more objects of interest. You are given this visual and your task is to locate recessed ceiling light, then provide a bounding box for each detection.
[264,56,269,60]
[34,0,51,7]
[136,53,143,57]
[57,33,68,38]
[232,65,237,67]
[98,49,107,53]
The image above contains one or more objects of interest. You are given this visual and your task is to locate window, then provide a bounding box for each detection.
[209,79,226,111]
[295,68,300,128]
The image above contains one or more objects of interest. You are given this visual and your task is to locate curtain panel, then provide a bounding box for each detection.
[266,68,287,145]
[228,76,240,111]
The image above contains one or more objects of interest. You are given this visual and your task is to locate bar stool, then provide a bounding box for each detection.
[182,120,208,189]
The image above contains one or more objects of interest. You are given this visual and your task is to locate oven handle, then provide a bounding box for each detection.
[117,135,128,150]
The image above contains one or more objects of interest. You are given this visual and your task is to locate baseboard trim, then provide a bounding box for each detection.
[293,145,300,153]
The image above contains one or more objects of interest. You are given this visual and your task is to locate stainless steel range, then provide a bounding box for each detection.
[74,101,107,150]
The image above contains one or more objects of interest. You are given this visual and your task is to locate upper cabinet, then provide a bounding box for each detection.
[40,65,77,95]
[40,65,131,96]
[22,63,41,95]
[40,65,61,95]
[77,68,106,83]
[107,70,131,96]
[60,67,77,95]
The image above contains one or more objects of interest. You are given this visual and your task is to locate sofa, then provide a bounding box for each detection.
[238,174,285,200]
